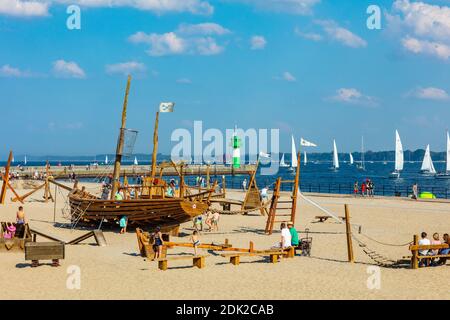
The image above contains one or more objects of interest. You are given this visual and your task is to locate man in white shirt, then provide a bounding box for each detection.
[260,187,269,204]
[280,223,292,249]
[418,232,431,267]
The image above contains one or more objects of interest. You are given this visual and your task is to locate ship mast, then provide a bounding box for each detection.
[111,75,132,199]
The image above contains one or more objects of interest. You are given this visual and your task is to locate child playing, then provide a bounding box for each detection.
[119,215,128,234]
[191,231,200,256]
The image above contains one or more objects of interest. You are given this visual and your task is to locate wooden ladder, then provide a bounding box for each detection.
[264,152,300,235]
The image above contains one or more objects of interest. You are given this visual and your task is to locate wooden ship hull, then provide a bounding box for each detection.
[69,189,209,228]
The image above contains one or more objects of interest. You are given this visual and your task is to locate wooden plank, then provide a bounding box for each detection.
[93,230,107,247]
[193,256,205,269]
[25,242,65,261]
[409,244,449,251]
[67,231,95,245]
[30,228,66,243]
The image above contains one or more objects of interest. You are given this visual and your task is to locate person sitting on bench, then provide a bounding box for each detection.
[438,234,450,266]
[272,223,292,249]
[287,222,299,249]
[418,232,431,267]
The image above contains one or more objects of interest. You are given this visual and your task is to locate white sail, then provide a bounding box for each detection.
[333,139,339,169]
[134,156,138,165]
[395,130,404,172]
[349,153,354,165]
[105,155,108,165]
[421,145,436,174]
[280,153,288,167]
[291,135,298,168]
[304,151,307,165]
[447,131,450,173]
[24,156,27,165]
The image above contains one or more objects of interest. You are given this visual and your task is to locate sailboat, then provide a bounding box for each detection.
[134,156,139,165]
[279,153,289,168]
[357,136,366,171]
[420,144,436,176]
[349,153,354,165]
[304,151,307,166]
[24,155,27,166]
[105,155,109,165]
[331,139,339,171]
[288,135,298,173]
[436,131,450,178]
[389,130,404,179]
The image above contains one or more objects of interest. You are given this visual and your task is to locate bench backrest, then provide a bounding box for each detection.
[409,244,449,251]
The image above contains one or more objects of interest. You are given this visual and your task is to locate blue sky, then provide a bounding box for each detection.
[1,0,450,158]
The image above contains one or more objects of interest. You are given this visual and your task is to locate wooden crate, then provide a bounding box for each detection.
[25,242,65,261]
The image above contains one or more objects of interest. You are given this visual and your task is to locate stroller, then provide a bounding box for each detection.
[299,228,312,257]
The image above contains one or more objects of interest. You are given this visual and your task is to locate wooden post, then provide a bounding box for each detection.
[111,75,132,199]
[1,151,13,204]
[222,175,226,197]
[344,204,354,263]
[411,234,419,269]
[53,184,57,223]
[206,164,210,189]
[249,241,254,253]
[291,151,301,225]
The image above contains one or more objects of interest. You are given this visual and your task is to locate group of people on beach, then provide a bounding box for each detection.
[418,232,450,267]
[3,206,26,239]
[353,179,375,197]
[193,211,220,233]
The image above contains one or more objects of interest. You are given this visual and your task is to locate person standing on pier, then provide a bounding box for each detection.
[242,179,247,191]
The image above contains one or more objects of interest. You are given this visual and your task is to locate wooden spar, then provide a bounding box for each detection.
[47,179,73,192]
[150,111,160,184]
[111,75,132,199]
[11,182,46,202]
[1,151,13,204]
[291,151,301,225]
[344,204,354,263]
[0,173,23,204]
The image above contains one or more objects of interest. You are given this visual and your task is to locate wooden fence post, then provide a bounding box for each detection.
[411,234,419,269]
[344,204,354,263]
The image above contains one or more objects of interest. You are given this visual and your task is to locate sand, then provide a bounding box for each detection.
[0,181,449,300]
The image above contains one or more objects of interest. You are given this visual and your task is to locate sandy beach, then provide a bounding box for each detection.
[1,181,449,300]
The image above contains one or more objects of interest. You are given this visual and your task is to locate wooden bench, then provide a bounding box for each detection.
[315,216,345,223]
[156,255,207,271]
[409,235,449,269]
[220,249,292,265]
[25,242,65,267]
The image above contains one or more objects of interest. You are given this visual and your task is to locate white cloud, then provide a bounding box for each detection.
[129,23,229,56]
[0,0,213,17]
[250,35,267,50]
[331,88,377,106]
[0,64,33,77]
[393,0,450,43]
[316,20,367,48]
[176,78,192,84]
[409,87,449,101]
[129,32,186,56]
[229,0,319,15]
[294,27,322,41]
[388,0,450,60]
[402,36,450,60]
[52,60,86,78]
[283,72,296,82]
[53,0,213,15]
[275,71,296,82]
[105,61,146,76]
[177,23,230,35]
[0,0,49,17]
